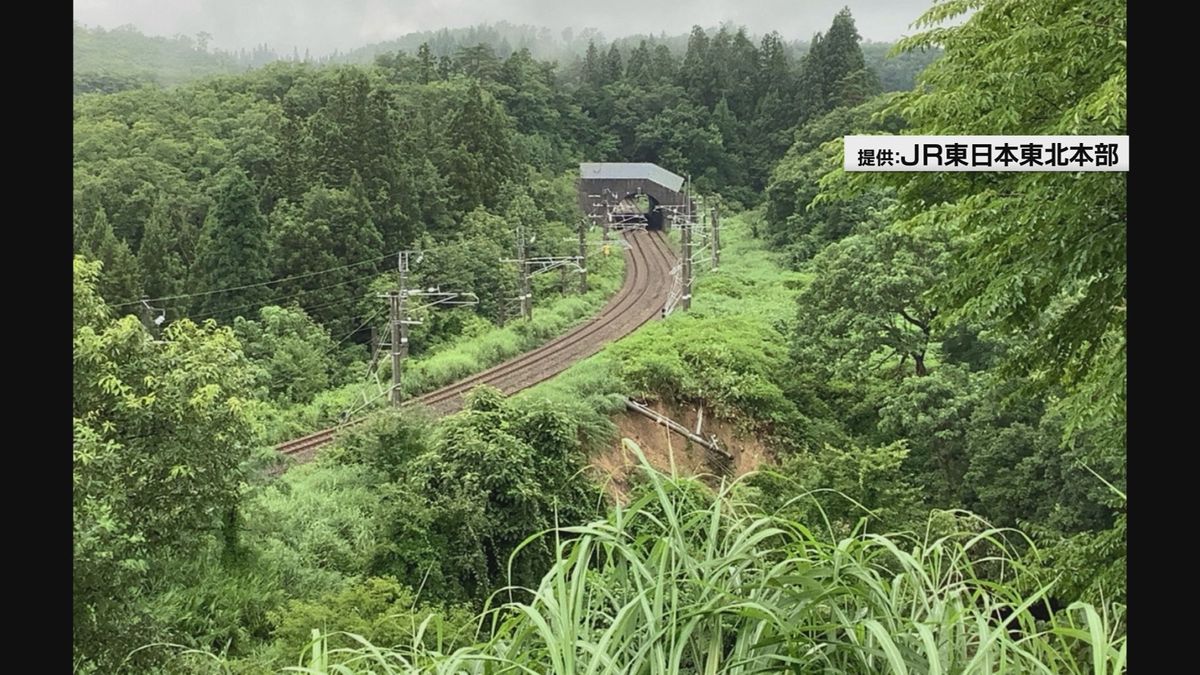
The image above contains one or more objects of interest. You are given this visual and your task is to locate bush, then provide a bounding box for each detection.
[263,577,477,668]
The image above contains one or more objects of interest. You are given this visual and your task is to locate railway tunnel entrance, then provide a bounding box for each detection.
[577,162,693,233]
[611,192,664,230]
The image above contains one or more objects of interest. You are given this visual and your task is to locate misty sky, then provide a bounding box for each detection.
[74,0,936,57]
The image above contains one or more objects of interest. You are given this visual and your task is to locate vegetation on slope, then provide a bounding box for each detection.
[286,449,1125,674]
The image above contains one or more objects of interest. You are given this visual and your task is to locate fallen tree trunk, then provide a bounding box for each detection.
[623,397,733,461]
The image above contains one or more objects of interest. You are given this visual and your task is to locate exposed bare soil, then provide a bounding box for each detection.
[589,400,776,504]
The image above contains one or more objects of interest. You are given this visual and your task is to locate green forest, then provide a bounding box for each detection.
[73,0,1126,672]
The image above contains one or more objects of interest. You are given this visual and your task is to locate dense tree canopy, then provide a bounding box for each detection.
[73,257,258,671]
[872,0,1127,455]
[74,10,923,345]
[191,167,273,322]
[793,220,950,379]
[764,0,1127,614]
[763,96,904,263]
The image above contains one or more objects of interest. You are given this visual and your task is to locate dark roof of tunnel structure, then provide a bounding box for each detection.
[578,162,686,193]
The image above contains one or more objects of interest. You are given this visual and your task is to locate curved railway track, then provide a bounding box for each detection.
[276,229,676,464]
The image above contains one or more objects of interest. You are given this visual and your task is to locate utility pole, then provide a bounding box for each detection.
[578,218,588,294]
[682,177,693,311]
[711,204,720,270]
[389,250,417,406]
[517,221,532,320]
[388,290,403,406]
[367,251,475,414]
[603,188,614,241]
[587,192,609,241]
[681,217,692,311]
[686,175,691,223]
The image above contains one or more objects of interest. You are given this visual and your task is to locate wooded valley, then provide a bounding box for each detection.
[73,1,1126,672]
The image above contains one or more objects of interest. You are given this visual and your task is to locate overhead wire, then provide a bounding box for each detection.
[107,232,513,321]
[186,274,378,321]
[107,252,396,308]
[111,223,592,423]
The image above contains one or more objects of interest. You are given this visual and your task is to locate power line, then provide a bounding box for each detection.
[107,233,520,334]
[186,275,372,320]
[333,306,385,348]
[108,252,395,308]
[280,293,376,317]
[107,232,512,310]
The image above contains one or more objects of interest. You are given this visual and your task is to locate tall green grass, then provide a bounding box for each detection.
[400,293,611,398]
[273,444,1125,674]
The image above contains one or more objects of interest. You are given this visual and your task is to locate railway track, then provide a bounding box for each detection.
[275,229,676,464]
